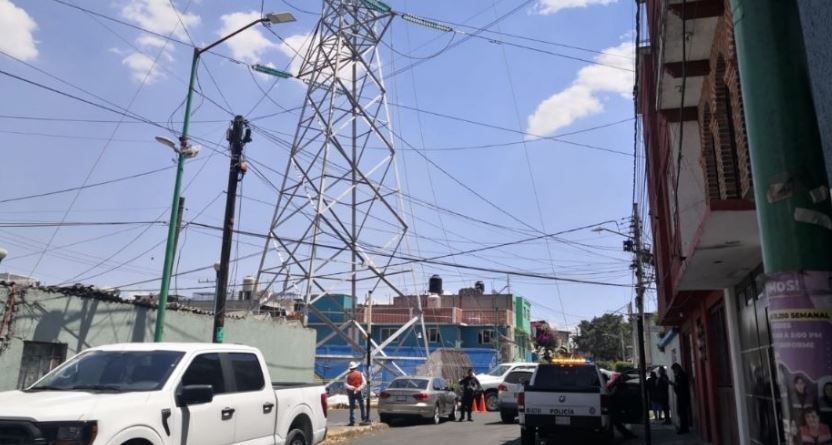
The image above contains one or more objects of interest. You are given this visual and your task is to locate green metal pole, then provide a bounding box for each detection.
[153,48,200,342]
[729,0,832,436]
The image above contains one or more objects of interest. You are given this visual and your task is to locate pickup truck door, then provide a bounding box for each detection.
[178,353,236,445]
[225,352,276,445]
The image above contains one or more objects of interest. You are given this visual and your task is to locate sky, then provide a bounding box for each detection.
[0,0,651,330]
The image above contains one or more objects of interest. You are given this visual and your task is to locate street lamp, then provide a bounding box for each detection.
[153,11,297,343]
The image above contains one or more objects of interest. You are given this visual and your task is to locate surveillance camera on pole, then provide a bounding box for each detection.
[0,247,7,264]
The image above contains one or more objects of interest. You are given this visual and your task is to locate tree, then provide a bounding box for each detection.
[573,314,632,362]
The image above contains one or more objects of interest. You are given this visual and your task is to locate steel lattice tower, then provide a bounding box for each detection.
[255,0,429,375]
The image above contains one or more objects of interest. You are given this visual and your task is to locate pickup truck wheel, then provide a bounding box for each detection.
[432,404,441,424]
[286,428,308,445]
[485,391,499,411]
[500,409,514,424]
[520,427,536,445]
[379,414,392,424]
[448,402,457,421]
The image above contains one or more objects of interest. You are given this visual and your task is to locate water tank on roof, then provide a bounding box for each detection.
[474,281,485,294]
[429,274,443,294]
[426,293,441,309]
[242,275,257,300]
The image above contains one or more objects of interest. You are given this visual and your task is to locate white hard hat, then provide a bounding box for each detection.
[349,361,360,370]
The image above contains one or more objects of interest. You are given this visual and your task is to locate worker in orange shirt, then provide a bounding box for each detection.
[345,361,368,426]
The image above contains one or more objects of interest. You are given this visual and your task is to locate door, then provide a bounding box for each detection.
[178,353,236,445]
[432,378,449,414]
[226,352,275,445]
[709,304,740,445]
[16,341,67,388]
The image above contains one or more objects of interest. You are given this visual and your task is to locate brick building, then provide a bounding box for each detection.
[638,0,769,443]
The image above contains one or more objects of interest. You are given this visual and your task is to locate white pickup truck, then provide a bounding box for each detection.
[0,343,327,445]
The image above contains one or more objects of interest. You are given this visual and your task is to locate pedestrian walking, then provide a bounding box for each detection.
[657,366,672,424]
[344,361,368,426]
[647,371,660,420]
[671,363,691,434]
[608,372,638,439]
[458,368,482,422]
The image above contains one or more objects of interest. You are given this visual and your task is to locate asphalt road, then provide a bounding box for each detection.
[331,411,652,445]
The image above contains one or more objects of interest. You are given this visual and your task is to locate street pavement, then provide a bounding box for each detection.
[328,409,710,445]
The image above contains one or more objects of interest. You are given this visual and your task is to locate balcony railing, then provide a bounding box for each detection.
[459,310,512,326]
[356,307,514,326]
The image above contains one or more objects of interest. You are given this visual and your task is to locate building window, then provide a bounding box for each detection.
[380,327,396,342]
[479,329,496,345]
[428,328,441,344]
[17,341,68,389]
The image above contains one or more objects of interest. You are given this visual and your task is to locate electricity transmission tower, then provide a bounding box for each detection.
[255,0,429,379]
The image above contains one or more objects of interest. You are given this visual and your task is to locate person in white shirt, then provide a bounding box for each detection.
[344,361,367,426]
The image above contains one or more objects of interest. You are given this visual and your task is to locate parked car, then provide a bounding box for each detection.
[0,343,328,445]
[519,359,638,445]
[498,368,534,423]
[378,376,457,424]
[477,362,538,411]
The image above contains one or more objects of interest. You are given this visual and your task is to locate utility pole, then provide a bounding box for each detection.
[153,12,295,342]
[631,203,651,445]
[213,115,251,343]
[729,0,832,432]
[365,290,373,424]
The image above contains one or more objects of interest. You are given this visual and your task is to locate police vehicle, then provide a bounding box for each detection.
[519,359,618,444]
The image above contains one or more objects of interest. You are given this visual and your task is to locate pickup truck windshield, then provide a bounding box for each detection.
[531,365,600,393]
[484,365,512,377]
[29,350,184,392]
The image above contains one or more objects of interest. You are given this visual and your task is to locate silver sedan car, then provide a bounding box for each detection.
[378,376,458,424]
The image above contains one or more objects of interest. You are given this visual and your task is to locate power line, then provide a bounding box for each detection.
[390,102,632,157]
[0,165,174,204]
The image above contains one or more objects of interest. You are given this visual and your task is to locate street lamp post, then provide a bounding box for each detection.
[153,12,296,343]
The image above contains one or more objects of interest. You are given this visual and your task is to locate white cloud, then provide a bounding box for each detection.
[122,52,165,83]
[277,32,314,75]
[117,0,200,84]
[526,41,634,137]
[121,0,199,40]
[536,0,617,15]
[219,11,277,64]
[0,0,39,61]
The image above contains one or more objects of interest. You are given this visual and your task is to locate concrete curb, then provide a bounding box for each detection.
[323,422,389,443]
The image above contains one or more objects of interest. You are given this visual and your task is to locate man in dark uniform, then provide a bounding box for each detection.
[671,363,691,434]
[458,368,482,422]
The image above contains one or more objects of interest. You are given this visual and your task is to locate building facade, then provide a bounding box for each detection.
[310,286,533,365]
[0,283,317,390]
[639,0,763,443]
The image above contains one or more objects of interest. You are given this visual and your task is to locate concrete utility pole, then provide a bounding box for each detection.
[213,116,251,343]
[153,12,295,342]
[631,203,651,445]
[729,0,832,433]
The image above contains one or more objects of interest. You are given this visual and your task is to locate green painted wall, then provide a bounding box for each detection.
[0,286,316,390]
[513,295,531,335]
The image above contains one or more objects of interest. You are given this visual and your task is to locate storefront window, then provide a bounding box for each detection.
[736,265,784,445]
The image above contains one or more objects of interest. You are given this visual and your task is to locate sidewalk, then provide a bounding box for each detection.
[324,408,388,444]
[626,421,710,445]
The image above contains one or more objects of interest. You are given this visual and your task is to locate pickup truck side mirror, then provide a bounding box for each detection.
[177,385,214,406]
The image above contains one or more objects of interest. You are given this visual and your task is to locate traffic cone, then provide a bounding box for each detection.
[477,394,486,412]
